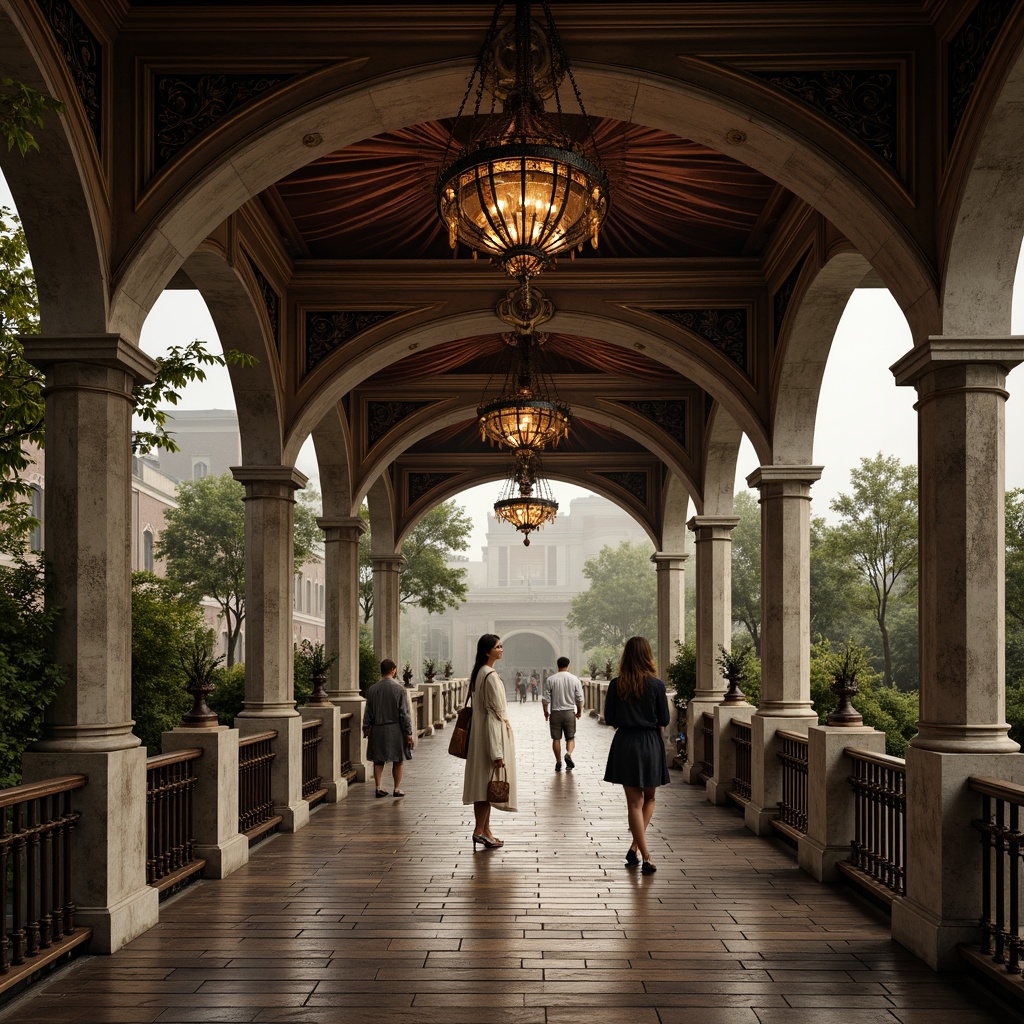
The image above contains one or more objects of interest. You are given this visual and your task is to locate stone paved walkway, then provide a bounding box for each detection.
[2,698,1018,1023]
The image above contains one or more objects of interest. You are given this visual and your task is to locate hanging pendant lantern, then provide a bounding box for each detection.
[493,448,558,545]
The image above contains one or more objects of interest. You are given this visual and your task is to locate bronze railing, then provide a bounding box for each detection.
[339,712,354,776]
[1,775,90,993]
[732,721,752,800]
[776,731,809,835]
[846,747,906,897]
[238,730,281,842]
[969,775,1024,972]
[145,749,204,895]
[300,720,325,804]
[700,712,714,780]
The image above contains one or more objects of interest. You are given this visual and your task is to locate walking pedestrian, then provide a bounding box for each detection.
[543,656,584,771]
[363,658,415,797]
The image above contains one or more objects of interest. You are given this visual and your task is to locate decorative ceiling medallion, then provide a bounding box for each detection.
[773,254,808,348]
[245,256,279,349]
[619,400,687,449]
[304,309,400,375]
[597,470,648,505]
[750,68,899,171]
[948,0,1015,142]
[35,0,101,147]
[154,73,293,171]
[649,307,749,374]
[408,472,458,507]
[366,401,431,449]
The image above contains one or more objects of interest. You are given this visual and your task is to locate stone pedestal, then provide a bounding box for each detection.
[335,695,367,782]
[706,702,756,805]
[301,704,348,802]
[685,697,722,785]
[745,714,813,835]
[162,726,249,878]
[797,725,885,881]
[652,551,687,678]
[421,682,444,730]
[236,716,308,832]
[595,682,609,722]
[417,683,438,736]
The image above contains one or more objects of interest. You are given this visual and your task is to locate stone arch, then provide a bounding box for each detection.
[111,61,936,347]
[942,43,1024,337]
[0,7,107,334]
[366,475,397,558]
[311,406,356,519]
[500,630,559,679]
[660,475,692,553]
[702,407,745,516]
[771,250,874,465]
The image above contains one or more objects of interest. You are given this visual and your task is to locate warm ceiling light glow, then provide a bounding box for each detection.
[493,448,559,545]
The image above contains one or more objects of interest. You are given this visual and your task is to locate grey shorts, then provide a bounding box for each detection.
[549,708,577,741]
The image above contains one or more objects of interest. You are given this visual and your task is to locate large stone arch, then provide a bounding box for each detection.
[702,407,746,516]
[660,474,692,552]
[311,407,356,519]
[110,61,937,346]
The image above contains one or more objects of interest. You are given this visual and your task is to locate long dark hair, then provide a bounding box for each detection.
[470,633,500,692]
[616,635,658,702]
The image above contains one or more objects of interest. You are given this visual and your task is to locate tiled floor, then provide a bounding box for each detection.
[3,700,1019,1023]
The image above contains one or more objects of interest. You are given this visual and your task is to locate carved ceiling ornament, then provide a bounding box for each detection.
[304,309,400,375]
[366,400,432,450]
[154,73,293,171]
[948,0,1016,142]
[407,472,459,507]
[245,256,279,349]
[649,307,749,375]
[35,0,101,147]
[597,470,648,506]
[619,400,687,450]
[750,68,899,172]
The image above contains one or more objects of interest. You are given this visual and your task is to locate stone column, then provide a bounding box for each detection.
[19,335,160,953]
[685,517,738,785]
[651,551,687,677]
[231,465,309,833]
[319,517,367,780]
[372,554,405,661]
[744,466,821,835]
[890,337,1024,968]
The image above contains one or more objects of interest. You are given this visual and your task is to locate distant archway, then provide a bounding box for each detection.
[501,633,558,697]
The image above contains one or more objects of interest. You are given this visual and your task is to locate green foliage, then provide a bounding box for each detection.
[208,664,246,726]
[0,79,64,156]
[1006,489,1024,631]
[566,540,657,657]
[293,490,323,571]
[294,639,337,706]
[0,557,65,787]
[359,500,471,622]
[359,625,378,697]
[666,639,697,713]
[730,490,762,654]
[583,643,620,679]
[130,572,206,754]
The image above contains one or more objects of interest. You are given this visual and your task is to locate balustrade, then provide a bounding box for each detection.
[339,713,354,776]
[776,731,809,836]
[238,731,281,842]
[845,747,906,898]
[732,722,752,801]
[700,713,714,780]
[411,692,426,735]
[0,775,89,995]
[145,749,204,895]
[300,720,325,805]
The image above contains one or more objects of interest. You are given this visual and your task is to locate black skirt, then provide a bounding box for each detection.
[603,727,670,788]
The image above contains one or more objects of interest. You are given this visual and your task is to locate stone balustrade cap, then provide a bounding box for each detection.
[892,336,1024,386]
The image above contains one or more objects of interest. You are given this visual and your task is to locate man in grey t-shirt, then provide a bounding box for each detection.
[542,657,584,771]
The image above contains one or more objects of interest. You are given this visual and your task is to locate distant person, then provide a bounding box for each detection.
[514,670,523,702]
[363,658,415,798]
[529,672,539,701]
[543,656,584,771]
[603,636,670,874]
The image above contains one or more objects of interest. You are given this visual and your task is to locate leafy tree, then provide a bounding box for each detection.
[730,489,762,654]
[566,540,657,658]
[0,79,64,156]
[666,639,697,717]
[809,515,864,646]
[359,623,378,697]
[1006,489,1024,630]
[130,572,206,753]
[358,500,471,623]
[829,453,918,687]
[0,558,65,786]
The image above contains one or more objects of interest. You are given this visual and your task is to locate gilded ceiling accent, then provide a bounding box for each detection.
[304,309,399,375]
[773,254,808,348]
[246,256,279,349]
[650,308,749,375]
[154,73,292,171]
[619,400,687,450]
[598,471,648,505]
[366,400,431,449]
[949,0,1015,142]
[750,69,898,171]
[407,472,458,507]
[35,0,101,147]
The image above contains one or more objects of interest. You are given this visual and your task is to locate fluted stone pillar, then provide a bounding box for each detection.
[319,517,367,780]
[744,466,820,835]
[891,338,1024,969]
[685,517,738,784]
[19,336,160,953]
[372,554,405,662]
[652,551,687,677]
[231,465,309,833]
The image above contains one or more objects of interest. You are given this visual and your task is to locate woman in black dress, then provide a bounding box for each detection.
[603,635,671,874]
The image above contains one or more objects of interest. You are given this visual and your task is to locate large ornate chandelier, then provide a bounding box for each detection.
[436,0,610,285]
[493,448,558,545]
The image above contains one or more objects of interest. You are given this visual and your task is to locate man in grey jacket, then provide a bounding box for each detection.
[542,657,584,771]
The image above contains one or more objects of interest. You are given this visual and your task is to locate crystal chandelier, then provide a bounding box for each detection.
[493,448,558,545]
[436,0,610,285]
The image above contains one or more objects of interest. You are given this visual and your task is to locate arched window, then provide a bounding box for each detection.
[193,461,208,479]
[29,484,43,551]
[143,529,154,571]
[305,580,312,612]
[294,574,301,608]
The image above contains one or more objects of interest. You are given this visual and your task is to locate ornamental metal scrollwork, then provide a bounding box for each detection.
[773,254,808,348]
[305,309,399,375]
[653,308,749,374]
[751,69,898,171]
[408,472,458,506]
[35,0,101,147]
[366,401,431,449]
[620,400,686,449]
[949,0,1015,142]
[154,73,292,171]
[246,257,279,348]
[598,471,648,505]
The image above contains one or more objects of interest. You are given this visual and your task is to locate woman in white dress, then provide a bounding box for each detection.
[462,633,517,848]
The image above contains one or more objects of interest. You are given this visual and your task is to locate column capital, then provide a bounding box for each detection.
[892,336,1024,387]
[22,334,157,384]
[687,515,740,536]
[318,516,367,541]
[746,465,822,489]
[231,465,308,492]
[651,551,687,566]
[372,554,407,571]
